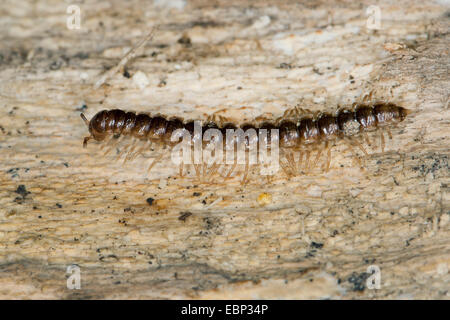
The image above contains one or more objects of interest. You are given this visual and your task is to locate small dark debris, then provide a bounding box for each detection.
[14,197,23,204]
[49,60,62,70]
[237,86,242,90]
[63,162,69,168]
[123,69,131,78]
[146,197,154,205]
[310,241,323,249]
[191,20,221,28]
[278,62,292,69]
[305,250,316,258]
[99,254,119,262]
[7,168,20,178]
[177,34,192,46]
[75,104,87,112]
[193,192,201,197]
[202,200,207,205]
[179,211,192,222]
[74,52,89,59]
[15,185,30,198]
[312,67,323,75]
[56,203,62,208]
[158,79,167,87]
[347,272,370,291]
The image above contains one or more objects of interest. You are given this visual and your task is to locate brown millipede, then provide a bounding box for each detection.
[80,101,410,182]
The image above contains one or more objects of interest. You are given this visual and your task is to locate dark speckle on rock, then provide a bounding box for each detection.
[15,185,30,198]
[310,241,324,249]
[146,197,154,205]
[347,272,369,291]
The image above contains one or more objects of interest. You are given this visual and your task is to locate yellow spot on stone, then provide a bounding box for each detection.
[257,193,272,205]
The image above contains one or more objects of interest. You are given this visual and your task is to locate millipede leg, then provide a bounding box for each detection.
[312,145,323,170]
[130,141,151,161]
[325,145,332,172]
[193,164,202,182]
[224,162,237,179]
[304,149,311,172]
[241,157,250,185]
[353,138,368,156]
[103,136,122,156]
[380,131,385,153]
[297,150,303,172]
[344,138,363,168]
[386,127,393,140]
[116,143,131,161]
[179,164,184,177]
[321,141,331,172]
[147,152,164,174]
[123,139,138,163]
[363,132,371,146]
[207,163,220,181]
[286,150,297,175]
[280,160,293,178]
[83,136,91,148]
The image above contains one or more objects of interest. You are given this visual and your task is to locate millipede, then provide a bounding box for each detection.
[80,100,410,183]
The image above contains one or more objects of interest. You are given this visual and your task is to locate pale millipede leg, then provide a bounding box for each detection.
[147,152,164,174]
[325,145,332,172]
[280,160,293,178]
[353,138,368,156]
[344,138,363,167]
[224,162,237,180]
[312,145,323,170]
[320,141,330,171]
[202,162,207,178]
[386,127,393,140]
[193,164,202,182]
[130,141,151,161]
[297,150,303,172]
[363,131,371,146]
[304,149,311,172]
[103,136,122,156]
[207,163,220,181]
[116,141,131,161]
[179,164,184,177]
[123,139,138,163]
[224,149,238,180]
[286,150,297,175]
[380,131,385,153]
[241,157,250,185]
